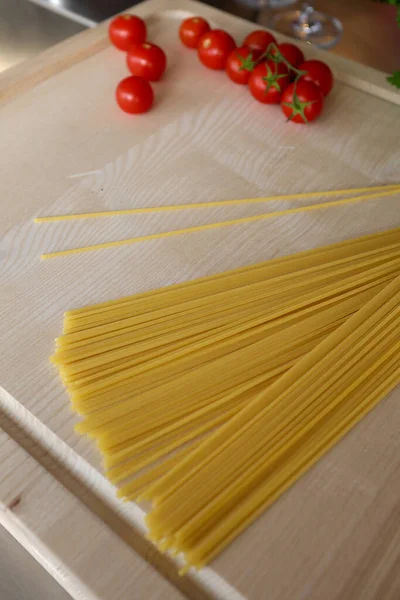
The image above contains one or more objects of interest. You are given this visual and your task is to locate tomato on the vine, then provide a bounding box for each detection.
[116,76,154,114]
[127,42,167,81]
[198,29,236,70]
[280,80,324,124]
[226,46,261,85]
[276,43,305,70]
[248,60,290,104]
[109,15,146,51]
[179,16,210,48]
[243,30,276,54]
[298,60,333,96]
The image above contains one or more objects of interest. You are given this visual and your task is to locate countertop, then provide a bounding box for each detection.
[0,0,84,73]
[26,0,400,74]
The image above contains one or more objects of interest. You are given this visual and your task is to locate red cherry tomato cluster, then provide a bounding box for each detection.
[179,16,334,124]
[109,13,334,123]
[109,14,167,114]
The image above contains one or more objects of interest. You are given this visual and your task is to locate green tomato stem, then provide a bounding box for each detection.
[260,42,306,79]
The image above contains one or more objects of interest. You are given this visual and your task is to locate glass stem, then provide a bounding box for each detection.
[296,1,321,34]
[299,2,314,24]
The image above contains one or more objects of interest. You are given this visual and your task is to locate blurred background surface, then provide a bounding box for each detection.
[0,0,399,75]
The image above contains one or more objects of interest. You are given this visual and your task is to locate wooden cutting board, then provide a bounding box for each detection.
[0,427,187,600]
[1,1,400,599]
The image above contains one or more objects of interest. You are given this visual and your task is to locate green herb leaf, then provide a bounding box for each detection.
[387,70,400,88]
[374,1,400,86]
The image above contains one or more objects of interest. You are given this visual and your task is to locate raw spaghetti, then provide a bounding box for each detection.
[53,228,400,571]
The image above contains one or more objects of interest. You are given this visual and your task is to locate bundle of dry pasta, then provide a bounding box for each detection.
[53,228,400,569]
[144,273,400,571]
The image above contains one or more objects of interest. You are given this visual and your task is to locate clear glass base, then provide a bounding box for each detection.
[234,0,297,9]
[272,8,343,49]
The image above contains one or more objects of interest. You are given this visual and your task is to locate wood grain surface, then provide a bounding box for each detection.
[0,526,72,600]
[0,430,186,600]
[0,1,400,599]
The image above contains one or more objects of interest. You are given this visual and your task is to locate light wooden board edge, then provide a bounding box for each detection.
[0,429,187,600]
[0,29,109,107]
[0,390,247,600]
[0,0,399,107]
[0,1,399,598]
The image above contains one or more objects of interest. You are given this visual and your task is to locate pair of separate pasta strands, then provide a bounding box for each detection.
[36,184,400,258]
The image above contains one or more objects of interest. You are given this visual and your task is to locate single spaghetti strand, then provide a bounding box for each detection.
[34,184,400,222]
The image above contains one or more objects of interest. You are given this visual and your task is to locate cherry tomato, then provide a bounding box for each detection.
[248,60,290,104]
[298,59,334,96]
[226,46,261,85]
[127,42,167,81]
[179,16,210,49]
[280,81,324,124]
[198,30,236,70]
[276,43,305,69]
[116,76,154,114]
[108,14,146,51]
[243,30,276,54]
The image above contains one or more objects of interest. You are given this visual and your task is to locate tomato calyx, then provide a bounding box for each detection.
[238,52,258,72]
[262,64,288,93]
[282,90,317,124]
